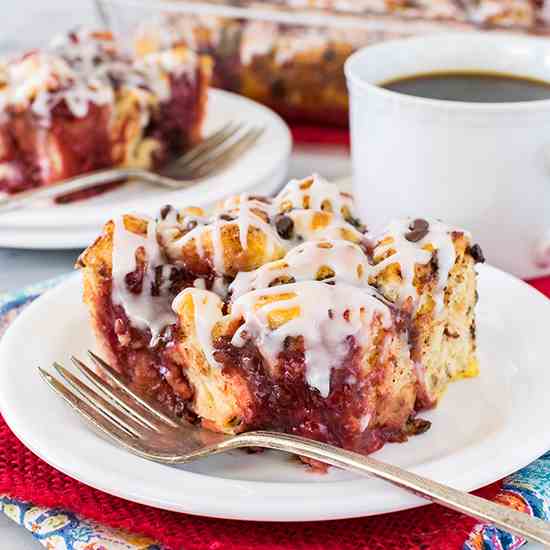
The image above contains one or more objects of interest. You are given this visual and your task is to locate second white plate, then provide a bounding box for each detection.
[0,265,549,521]
[0,89,291,248]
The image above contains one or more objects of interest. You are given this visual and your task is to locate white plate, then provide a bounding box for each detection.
[0,89,291,248]
[0,266,549,522]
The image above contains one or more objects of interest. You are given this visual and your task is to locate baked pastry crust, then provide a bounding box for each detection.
[79,174,482,464]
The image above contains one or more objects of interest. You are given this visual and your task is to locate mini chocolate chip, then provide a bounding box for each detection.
[274,214,294,240]
[405,218,430,243]
[468,243,485,264]
[186,219,198,231]
[125,269,144,294]
[443,327,459,339]
[323,48,336,62]
[249,195,270,204]
[151,265,164,297]
[160,204,173,220]
[271,79,286,98]
[406,417,432,435]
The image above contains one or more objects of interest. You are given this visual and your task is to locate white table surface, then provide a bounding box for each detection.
[0,2,543,548]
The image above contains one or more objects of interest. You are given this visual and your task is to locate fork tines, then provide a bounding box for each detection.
[165,122,265,181]
[38,351,178,444]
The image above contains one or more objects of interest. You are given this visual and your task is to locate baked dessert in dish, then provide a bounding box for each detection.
[122,0,549,127]
[238,21,366,127]
[0,29,211,195]
[78,174,483,465]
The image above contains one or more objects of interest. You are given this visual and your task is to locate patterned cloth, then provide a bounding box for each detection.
[0,275,549,550]
[0,276,163,550]
[0,496,161,550]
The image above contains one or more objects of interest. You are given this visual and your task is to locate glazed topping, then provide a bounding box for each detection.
[230,281,392,397]
[467,243,485,264]
[274,174,357,222]
[287,209,364,244]
[0,50,114,120]
[239,20,370,67]
[173,288,224,369]
[167,206,284,275]
[111,216,176,345]
[229,240,369,301]
[163,177,364,276]
[371,218,469,312]
[134,14,223,56]
[134,46,198,102]
[0,28,197,124]
[216,193,273,216]
[239,21,279,66]
[272,29,335,65]
[171,281,392,398]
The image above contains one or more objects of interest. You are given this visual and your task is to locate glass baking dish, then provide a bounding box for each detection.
[97,0,550,127]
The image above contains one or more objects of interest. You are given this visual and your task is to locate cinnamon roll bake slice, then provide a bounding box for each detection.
[78,175,482,466]
[0,29,211,196]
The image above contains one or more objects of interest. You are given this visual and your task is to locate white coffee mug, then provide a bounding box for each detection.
[345,33,550,279]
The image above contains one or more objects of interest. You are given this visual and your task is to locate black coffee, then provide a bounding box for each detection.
[381,71,550,103]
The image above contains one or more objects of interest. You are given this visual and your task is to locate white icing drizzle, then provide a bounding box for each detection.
[236,193,252,250]
[170,208,284,276]
[111,216,176,345]
[160,176,363,279]
[216,193,273,216]
[274,173,356,219]
[0,28,197,125]
[2,51,113,121]
[134,47,197,102]
[193,278,206,289]
[134,14,223,55]
[282,0,463,19]
[157,211,210,260]
[230,281,391,397]
[371,218,469,313]
[288,209,364,243]
[172,288,224,369]
[467,0,533,25]
[229,239,369,301]
[359,412,372,432]
[274,30,332,65]
[105,176,476,406]
[240,21,278,66]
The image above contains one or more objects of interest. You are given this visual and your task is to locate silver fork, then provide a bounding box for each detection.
[0,122,264,214]
[39,352,550,545]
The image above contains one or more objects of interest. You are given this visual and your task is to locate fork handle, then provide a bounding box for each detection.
[0,168,137,213]
[0,166,190,214]
[230,431,550,546]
